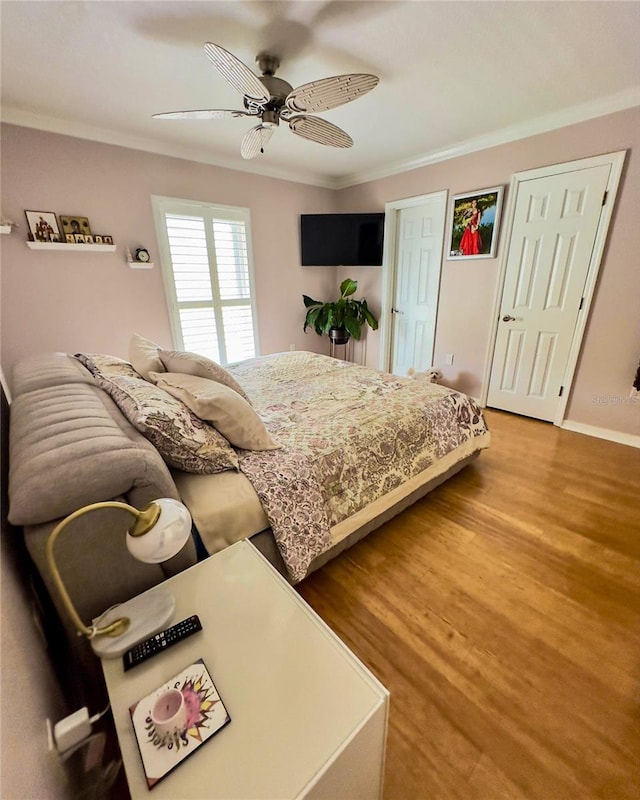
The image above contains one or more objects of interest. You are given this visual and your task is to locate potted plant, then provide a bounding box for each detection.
[303,278,378,345]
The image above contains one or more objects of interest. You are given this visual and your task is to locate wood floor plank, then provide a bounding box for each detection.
[297,410,640,799]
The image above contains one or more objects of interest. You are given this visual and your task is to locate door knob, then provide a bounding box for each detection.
[502,315,516,322]
[391,308,405,315]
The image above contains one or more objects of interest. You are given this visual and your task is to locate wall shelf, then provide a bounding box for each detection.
[127,260,154,269]
[0,225,13,235]
[26,241,116,252]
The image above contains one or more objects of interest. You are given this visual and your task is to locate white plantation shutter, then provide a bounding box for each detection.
[153,197,258,365]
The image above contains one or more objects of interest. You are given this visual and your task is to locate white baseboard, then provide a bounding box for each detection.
[560,420,640,448]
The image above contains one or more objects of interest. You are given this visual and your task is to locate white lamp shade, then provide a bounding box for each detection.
[125,498,192,563]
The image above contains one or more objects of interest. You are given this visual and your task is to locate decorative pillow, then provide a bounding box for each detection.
[75,354,238,474]
[74,352,132,374]
[150,372,281,451]
[159,349,251,404]
[129,333,165,380]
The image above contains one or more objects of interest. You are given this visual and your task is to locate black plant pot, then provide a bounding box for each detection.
[328,327,350,345]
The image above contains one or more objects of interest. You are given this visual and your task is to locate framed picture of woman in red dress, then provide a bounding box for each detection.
[447,186,503,260]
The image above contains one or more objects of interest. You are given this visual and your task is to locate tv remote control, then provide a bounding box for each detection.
[123,615,202,671]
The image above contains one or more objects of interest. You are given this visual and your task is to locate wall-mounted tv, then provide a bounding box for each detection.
[300,213,385,266]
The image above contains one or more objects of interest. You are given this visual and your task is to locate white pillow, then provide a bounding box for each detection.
[150,372,280,451]
[159,349,251,403]
[129,333,165,380]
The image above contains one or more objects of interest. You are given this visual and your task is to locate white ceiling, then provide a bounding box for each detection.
[2,1,639,188]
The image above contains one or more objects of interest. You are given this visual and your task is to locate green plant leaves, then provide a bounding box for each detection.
[304,303,330,334]
[340,278,358,298]
[303,294,321,308]
[302,278,378,339]
[344,315,362,339]
[360,299,379,331]
[362,306,379,331]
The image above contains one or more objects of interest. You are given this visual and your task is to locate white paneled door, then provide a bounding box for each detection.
[487,163,611,421]
[390,196,446,376]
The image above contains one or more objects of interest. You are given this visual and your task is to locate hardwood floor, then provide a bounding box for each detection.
[297,410,640,799]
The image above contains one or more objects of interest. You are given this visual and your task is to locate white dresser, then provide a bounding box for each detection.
[102,540,389,799]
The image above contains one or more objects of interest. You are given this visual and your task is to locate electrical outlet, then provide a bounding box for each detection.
[445,354,454,366]
[289,344,295,351]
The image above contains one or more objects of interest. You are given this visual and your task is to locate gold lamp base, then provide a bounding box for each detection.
[45,498,190,656]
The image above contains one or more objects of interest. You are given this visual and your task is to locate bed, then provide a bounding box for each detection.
[76,347,489,583]
[166,351,491,582]
[8,346,489,710]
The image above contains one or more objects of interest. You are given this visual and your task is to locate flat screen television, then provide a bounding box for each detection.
[300,213,385,266]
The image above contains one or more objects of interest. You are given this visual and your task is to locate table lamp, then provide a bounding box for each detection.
[46,498,192,658]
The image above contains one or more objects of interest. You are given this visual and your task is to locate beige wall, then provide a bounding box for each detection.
[336,107,640,437]
[1,110,638,437]
[0,125,337,376]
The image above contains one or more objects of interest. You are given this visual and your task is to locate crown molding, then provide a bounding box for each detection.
[3,87,638,192]
[0,107,335,189]
[331,88,640,190]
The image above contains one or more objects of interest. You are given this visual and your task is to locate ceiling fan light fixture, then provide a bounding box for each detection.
[154,43,378,159]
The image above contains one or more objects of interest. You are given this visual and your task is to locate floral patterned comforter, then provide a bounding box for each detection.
[228,352,489,581]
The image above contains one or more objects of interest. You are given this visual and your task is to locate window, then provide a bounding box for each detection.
[152,196,259,365]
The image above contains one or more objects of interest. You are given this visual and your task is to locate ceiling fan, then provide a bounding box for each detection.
[153,43,379,160]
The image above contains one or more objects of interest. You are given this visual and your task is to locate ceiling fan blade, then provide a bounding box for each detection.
[204,42,270,104]
[288,116,353,148]
[241,124,275,160]
[285,73,379,114]
[153,109,256,120]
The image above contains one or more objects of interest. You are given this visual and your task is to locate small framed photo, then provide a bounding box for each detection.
[94,235,103,244]
[102,235,113,245]
[24,210,61,242]
[60,215,92,238]
[447,186,503,260]
[74,233,86,244]
[65,234,75,244]
[84,234,94,244]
